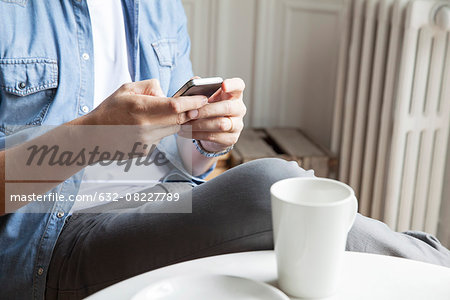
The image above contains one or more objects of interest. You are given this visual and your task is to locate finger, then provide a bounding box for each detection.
[222,78,245,94]
[183,117,232,132]
[133,95,207,115]
[208,78,245,103]
[166,96,208,114]
[182,117,243,132]
[128,95,207,127]
[178,131,240,146]
[142,124,181,143]
[150,112,193,126]
[129,79,165,97]
[207,87,224,103]
[196,100,245,119]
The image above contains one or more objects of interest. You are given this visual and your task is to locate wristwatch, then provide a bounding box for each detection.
[192,139,233,158]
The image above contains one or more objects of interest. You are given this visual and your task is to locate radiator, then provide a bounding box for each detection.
[331,0,450,234]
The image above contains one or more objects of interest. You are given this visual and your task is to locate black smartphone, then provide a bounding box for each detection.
[172,77,223,98]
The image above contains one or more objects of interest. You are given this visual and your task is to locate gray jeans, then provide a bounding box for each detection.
[45,158,450,299]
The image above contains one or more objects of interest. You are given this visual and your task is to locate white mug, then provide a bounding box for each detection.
[271,177,357,298]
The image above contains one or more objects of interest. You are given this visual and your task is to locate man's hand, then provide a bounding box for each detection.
[86,79,207,127]
[179,78,246,152]
[80,79,208,150]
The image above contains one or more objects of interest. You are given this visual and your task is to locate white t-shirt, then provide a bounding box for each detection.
[73,1,171,211]
[87,0,132,108]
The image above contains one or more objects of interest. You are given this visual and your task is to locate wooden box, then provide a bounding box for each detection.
[230,128,337,178]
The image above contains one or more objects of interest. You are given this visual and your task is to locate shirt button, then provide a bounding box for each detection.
[37,267,44,276]
[56,211,65,218]
[81,105,90,113]
[18,82,26,89]
[82,53,90,60]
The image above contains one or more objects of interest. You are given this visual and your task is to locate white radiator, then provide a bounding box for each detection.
[332,0,450,234]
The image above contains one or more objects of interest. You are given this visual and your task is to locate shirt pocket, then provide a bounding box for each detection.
[0,58,58,134]
[151,39,177,91]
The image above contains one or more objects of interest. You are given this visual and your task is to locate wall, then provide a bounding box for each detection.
[182,0,345,149]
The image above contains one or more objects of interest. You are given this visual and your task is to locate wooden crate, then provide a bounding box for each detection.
[230,128,337,178]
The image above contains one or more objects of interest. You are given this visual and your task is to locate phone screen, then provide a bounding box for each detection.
[172,77,223,98]
[180,84,222,98]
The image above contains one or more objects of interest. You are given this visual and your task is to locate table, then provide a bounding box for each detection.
[86,251,450,300]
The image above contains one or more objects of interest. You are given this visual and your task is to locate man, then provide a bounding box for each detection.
[0,1,448,299]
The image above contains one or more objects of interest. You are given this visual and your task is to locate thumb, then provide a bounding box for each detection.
[132,79,165,97]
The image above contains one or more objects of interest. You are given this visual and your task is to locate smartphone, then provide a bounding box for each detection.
[172,77,223,98]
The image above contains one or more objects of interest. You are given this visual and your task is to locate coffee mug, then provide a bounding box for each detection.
[271,177,357,298]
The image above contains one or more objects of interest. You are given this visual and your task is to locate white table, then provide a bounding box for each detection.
[87,251,450,300]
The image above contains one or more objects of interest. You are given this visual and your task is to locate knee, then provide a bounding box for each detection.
[210,159,313,215]
[239,158,314,183]
[225,158,314,201]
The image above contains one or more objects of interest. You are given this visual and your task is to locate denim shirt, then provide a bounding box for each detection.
[0,1,205,298]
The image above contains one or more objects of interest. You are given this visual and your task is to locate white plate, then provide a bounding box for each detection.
[130,274,289,300]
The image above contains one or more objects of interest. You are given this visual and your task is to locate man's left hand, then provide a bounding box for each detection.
[179,78,246,152]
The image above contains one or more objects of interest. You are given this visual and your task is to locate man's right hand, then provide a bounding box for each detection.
[85,79,207,127]
[76,79,208,149]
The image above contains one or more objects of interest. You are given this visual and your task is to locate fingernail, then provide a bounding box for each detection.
[188,110,199,119]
